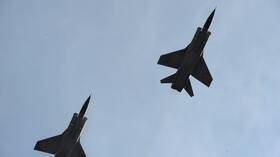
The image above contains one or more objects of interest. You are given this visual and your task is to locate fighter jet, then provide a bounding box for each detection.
[157,9,215,97]
[34,96,91,157]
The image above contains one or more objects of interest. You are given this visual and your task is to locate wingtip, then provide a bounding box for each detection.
[34,142,39,150]
[34,141,43,151]
[157,55,163,65]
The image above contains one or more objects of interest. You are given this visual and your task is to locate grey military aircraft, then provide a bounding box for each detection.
[157,9,215,97]
[34,96,91,157]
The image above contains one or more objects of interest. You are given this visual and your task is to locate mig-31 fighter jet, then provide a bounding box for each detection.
[158,9,216,97]
[34,96,91,157]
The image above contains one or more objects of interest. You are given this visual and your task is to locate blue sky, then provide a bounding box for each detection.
[0,0,280,157]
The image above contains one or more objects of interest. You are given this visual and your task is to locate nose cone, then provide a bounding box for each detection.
[79,95,91,117]
[202,9,215,31]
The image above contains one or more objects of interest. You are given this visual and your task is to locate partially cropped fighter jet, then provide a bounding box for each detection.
[34,96,91,157]
[158,9,216,97]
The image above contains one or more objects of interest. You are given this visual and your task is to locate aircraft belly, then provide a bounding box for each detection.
[172,52,200,91]
[172,70,190,91]
[55,139,76,157]
[181,58,197,75]
[55,149,69,157]
[182,46,201,66]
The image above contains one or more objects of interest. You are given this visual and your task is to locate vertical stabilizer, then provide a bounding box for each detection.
[184,79,194,97]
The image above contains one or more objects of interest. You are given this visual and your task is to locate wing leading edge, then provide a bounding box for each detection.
[157,49,185,69]
[34,134,63,154]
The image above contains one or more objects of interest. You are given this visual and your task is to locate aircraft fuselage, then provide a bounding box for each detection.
[171,27,211,91]
[158,9,215,96]
[55,113,87,157]
[34,96,90,157]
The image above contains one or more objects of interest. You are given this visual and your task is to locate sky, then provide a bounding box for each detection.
[0,0,280,157]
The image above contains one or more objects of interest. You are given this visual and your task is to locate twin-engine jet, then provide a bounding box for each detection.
[158,9,215,97]
[34,96,91,157]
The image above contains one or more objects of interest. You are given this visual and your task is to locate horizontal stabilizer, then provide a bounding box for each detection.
[184,79,194,97]
[160,74,176,84]
[34,134,62,154]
